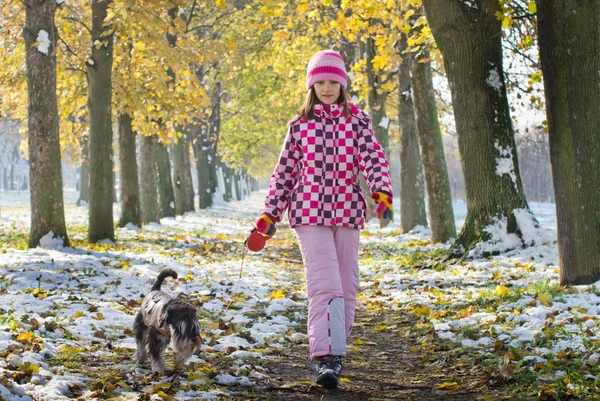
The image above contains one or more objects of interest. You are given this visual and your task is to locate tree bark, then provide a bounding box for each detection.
[234,170,242,201]
[87,0,115,243]
[192,82,221,209]
[23,0,69,247]
[183,133,195,212]
[117,113,140,227]
[398,35,427,233]
[192,126,213,209]
[422,0,532,255]
[366,37,391,227]
[172,138,186,215]
[156,140,176,218]
[78,133,89,206]
[139,135,159,223]
[536,0,600,285]
[411,52,457,243]
[223,165,233,202]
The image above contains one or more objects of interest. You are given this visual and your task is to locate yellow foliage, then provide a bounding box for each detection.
[494,285,512,297]
[413,305,431,318]
[438,381,461,391]
[538,292,552,306]
[16,332,33,344]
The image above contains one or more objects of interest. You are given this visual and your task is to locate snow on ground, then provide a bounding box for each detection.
[0,190,307,400]
[1,188,596,398]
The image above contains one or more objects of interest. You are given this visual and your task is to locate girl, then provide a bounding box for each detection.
[255,49,393,389]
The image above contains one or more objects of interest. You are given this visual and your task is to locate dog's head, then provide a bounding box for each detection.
[162,298,202,366]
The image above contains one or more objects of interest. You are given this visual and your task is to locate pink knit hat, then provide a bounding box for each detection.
[306,50,347,90]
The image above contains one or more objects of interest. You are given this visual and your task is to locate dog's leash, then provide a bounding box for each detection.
[223,235,248,313]
[223,229,272,313]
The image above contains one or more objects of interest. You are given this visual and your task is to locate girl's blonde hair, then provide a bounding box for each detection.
[297,86,351,120]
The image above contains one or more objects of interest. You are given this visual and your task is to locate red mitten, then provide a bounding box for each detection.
[372,192,393,220]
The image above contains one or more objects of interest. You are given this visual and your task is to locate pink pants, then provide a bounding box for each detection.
[294,225,360,360]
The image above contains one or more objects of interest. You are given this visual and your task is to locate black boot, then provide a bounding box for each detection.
[316,355,343,389]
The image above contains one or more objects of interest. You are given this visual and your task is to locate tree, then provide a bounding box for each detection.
[156,140,176,218]
[77,133,90,206]
[398,34,427,233]
[139,135,158,223]
[422,0,534,256]
[535,0,600,284]
[87,0,115,243]
[117,113,140,227]
[183,133,195,212]
[22,0,70,248]
[411,50,456,243]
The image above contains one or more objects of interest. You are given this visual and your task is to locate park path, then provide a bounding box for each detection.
[227,231,513,401]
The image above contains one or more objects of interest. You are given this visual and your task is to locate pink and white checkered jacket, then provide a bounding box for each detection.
[262,103,393,230]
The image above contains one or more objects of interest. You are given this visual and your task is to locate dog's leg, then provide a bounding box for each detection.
[148,327,169,372]
[133,312,148,364]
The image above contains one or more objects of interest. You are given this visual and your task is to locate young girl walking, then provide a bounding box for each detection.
[254,49,393,389]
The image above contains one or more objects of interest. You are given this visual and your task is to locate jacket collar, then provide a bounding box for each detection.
[313,103,344,119]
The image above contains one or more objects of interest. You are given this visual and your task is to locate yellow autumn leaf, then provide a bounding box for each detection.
[353,339,364,345]
[339,377,351,383]
[438,381,461,391]
[16,332,32,344]
[374,323,387,331]
[28,364,40,373]
[413,305,431,317]
[494,285,512,297]
[270,289,285,299]
[95,312,104,320]
[74,310,85,319]
[216,0,226,9]
[187,372,203,382]
[538,292,552,306]
[297,3,311,12]
[528,2,536,14]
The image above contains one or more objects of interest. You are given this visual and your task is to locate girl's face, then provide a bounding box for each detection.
[313,80,341,105]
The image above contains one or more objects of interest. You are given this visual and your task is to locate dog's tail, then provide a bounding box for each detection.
[151,269,178,291]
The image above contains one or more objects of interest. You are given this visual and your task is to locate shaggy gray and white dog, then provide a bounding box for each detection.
[134,269,202,372]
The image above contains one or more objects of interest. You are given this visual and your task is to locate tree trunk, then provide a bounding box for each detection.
[398,35,427,233]
[223,165,233,202]
[117,113,140,227]
[139,135,158,223]
[411,51,457,243]
[156,140,175,218]
[78,133,89,206]
[193,82,221,209]
[192,127,213,209]
[366,37,391,227]
[23,0,69,248]
[234,170,242,201]
[87,0,115,243]
[183,133,195,212]
[422,0,533,256]
[536,0,600,285]
[172,138,186,215]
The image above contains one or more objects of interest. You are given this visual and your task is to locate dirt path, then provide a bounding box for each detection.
[227,237,516,401]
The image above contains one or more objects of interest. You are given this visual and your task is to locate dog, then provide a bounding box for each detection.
[134,269,202,372]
